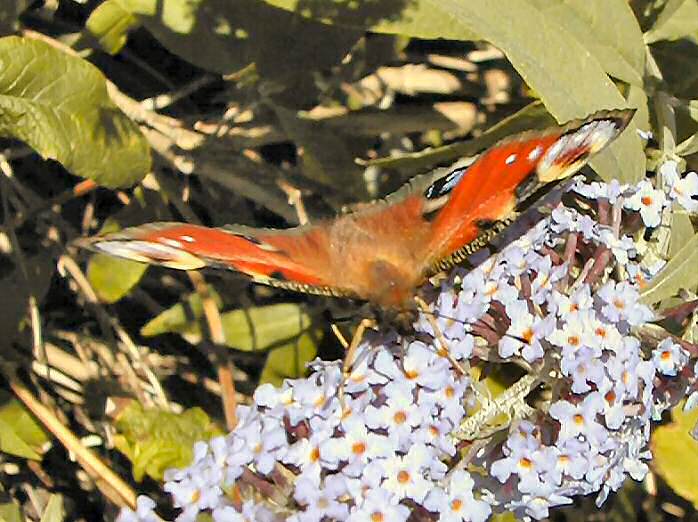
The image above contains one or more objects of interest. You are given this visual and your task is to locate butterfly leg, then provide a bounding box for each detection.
[413,296,468,377]
[338,318,376,408]
[413,296,490,405]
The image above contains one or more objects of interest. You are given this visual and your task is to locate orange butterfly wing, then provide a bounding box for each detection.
[422,109,635,271]
[84,222,343,295]
[78,109,635,308]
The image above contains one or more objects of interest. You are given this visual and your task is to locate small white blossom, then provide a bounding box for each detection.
[625,179,667,227]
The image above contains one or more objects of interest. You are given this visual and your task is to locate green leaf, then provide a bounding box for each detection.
[259,331,319,386]
[0,36,151,188]
[640,231,698,305]
[0,398,50,460]
[652,401,698,508]
[678,133,698,156]
[114,401,221,481]
[39,495,64,522]
[0,499,24,522]
[528,0,645,86]
[669,212,694,258]
[644,0,698,43]
[220,303,312,352]
[85,0,141,54]
[87,254,149,304]
[140,291,222,340]
[143,299,313,361]
[261,0,478,40]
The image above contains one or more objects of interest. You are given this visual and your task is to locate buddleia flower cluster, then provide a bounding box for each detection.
[118,160,698,522]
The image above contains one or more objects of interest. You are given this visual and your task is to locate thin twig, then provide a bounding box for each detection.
[5,366,137,510]
[58,255,169,408]
[188,271,238,430]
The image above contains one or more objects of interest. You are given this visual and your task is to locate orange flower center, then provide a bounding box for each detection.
[371,512,385,522]
[522,327,534,343]
[397,470,411,484]
[394,411,407,424]
[352,442,367,455]
[605,390,616,404]
[518,457,533,470]
[405,369,419,380]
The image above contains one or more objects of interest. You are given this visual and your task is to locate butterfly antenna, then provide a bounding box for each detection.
[413,296,468,377]
[415,306,470,326]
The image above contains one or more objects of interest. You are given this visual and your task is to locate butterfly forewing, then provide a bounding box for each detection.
[82,222,356,297]
[422,109,635,273]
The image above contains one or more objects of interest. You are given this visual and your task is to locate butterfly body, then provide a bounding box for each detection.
[79,109,636,312]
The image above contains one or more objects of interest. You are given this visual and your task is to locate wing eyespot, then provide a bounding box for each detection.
[424,167,467,200]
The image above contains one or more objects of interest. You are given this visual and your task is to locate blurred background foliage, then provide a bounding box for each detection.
[0,0,696,520]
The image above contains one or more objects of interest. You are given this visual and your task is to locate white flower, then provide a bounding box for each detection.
[663,159,698,212]
[652,338,689,376]
[624,180,667,227]
[423,470,492,522]
[381,444,432,503]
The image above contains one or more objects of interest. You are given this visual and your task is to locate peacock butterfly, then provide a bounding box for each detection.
[77,109,635,315]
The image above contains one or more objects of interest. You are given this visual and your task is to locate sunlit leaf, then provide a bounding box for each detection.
[113,401,222,481]
[641,231,698,305]
[0,398,50,460]
[39,495,64,522]
[259,331,319,386]
[0,36,151,188]
[0,499,24,522]
[87,254,149,304]
[220,303,312,352]
[141,299,308,354]
[140,291,222,340]
[529,0,645,86]
[669,212,694,258]
[652,401,698,508]
[262,0,478,40]
[644,0,698,43]
[85,0,141,54]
